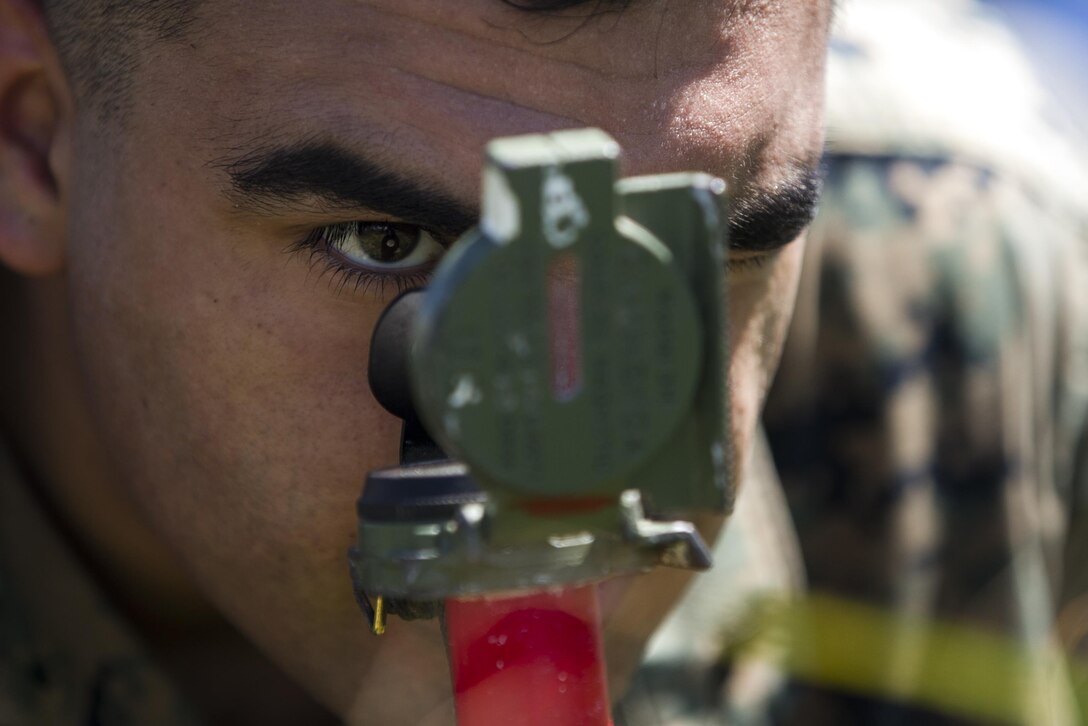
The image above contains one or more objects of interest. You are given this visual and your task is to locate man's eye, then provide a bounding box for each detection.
[724,249,778,276]
[293,221,448,298]
[320,221,444,271]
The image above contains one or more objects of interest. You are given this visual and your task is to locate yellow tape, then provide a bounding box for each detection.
[736,594,1081,724]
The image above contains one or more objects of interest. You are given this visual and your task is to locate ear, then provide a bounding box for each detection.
[0,0,71,277]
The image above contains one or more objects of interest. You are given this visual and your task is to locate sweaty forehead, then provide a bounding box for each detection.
[133,0,826,201]
[199,0,745,82]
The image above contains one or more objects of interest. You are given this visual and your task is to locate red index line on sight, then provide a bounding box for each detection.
[548,252,583,403]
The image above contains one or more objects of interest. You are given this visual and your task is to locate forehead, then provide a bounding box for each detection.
[129,0,828,197]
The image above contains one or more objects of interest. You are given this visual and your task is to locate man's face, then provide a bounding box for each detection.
[59,0,829,721]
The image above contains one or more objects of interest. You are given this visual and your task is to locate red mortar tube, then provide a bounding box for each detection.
[445,584,614,726]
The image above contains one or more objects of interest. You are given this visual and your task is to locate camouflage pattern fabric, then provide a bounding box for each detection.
[622,1,1088,723]
[0,442,204,726]
[761,0,1088,723]
[762,151,1086,726]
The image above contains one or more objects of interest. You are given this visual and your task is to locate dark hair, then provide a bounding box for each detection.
[501,0,633,9]
[42,0,632,122]
[41,0,199,122]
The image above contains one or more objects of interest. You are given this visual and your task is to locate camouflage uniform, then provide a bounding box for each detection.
[0,442,203,725]
[622,1,1088,724]
[761,0,1088,723]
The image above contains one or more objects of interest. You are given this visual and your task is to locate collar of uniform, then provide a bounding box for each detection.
[0,438,203,726]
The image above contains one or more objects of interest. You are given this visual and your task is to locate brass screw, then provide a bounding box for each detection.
[372,595,387,636]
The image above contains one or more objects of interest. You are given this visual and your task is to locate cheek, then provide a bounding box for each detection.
[69,206,396,544]
[64,158,411,702]
[725,240,807,477]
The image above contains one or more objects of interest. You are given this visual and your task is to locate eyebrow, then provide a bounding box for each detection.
[727,168,822,253]
[219,141,819,253]
[218,142,477,241]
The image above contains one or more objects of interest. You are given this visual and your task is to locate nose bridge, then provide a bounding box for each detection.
[615,126,756,191]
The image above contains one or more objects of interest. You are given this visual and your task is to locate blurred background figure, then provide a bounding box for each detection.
[607,0,1088,723]
[760,0,1088,723]
[619,1,1088,724]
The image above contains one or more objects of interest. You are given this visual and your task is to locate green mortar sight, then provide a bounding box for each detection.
[349,128,729,630]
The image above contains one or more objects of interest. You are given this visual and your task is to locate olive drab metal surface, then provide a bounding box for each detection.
[350,129,729,608]
[413,130,703,500]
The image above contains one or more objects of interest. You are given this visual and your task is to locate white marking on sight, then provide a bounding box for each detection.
[542,167,589,249]
[481,166,520,245]
[447,374,483,409]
